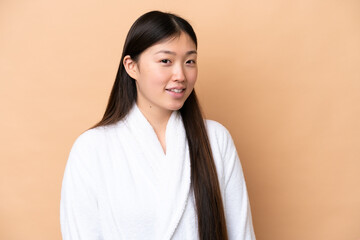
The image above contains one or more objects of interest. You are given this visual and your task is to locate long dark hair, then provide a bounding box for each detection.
[93,11,228,240]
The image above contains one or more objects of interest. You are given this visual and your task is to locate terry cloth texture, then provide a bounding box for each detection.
[60,104,256,240]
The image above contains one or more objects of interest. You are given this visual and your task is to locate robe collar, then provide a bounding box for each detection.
[121,104,192,239]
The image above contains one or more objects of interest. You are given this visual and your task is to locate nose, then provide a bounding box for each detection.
[172,64,186,82]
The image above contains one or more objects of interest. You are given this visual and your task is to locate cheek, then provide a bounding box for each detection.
[141,69,169,88]
[187,70,198,86]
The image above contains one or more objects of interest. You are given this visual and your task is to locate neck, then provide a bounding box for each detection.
[136,102,172,153]
[137,103,172,128]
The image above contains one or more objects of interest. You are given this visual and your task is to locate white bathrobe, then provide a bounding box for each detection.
[60,104,255,240]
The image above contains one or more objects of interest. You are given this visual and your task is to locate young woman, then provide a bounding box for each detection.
[60,11,255,240]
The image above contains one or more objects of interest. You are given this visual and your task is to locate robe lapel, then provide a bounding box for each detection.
[124,104,191,240]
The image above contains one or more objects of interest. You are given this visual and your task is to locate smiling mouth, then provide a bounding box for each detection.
[166,89,185,93]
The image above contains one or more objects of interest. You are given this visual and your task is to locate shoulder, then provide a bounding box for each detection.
[205,119,236,157]
[72,127,104,150]
[205,120,232,144]
[65,124,121,175]
[69,123,121,156]
[205,119,229,133]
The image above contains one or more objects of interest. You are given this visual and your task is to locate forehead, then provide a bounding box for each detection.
[144,33,197,54]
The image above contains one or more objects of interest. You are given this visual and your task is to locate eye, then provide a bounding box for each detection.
[186,59,196,65]
[160,59,171,64]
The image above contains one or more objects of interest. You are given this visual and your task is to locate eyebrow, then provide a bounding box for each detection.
[155,50,197,55]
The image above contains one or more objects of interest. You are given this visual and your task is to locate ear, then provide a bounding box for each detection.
[123,55,138,80]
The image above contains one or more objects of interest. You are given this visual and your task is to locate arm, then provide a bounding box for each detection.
[60,133,101,240]
[222,129,256,240]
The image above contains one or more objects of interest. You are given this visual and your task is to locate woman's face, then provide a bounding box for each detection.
[124,32,198,116]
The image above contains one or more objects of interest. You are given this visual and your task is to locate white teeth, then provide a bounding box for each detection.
[169,89,183,93]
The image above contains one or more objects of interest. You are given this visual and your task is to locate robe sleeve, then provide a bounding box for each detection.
[60,132,102,240]
[222,128,256,240]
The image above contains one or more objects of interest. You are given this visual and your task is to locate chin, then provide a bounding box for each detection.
[167,102,185,111]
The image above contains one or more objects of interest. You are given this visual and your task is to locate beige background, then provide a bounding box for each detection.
[1,0,359,239]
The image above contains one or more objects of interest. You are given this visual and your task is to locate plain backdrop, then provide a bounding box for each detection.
[1,0,359,239]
